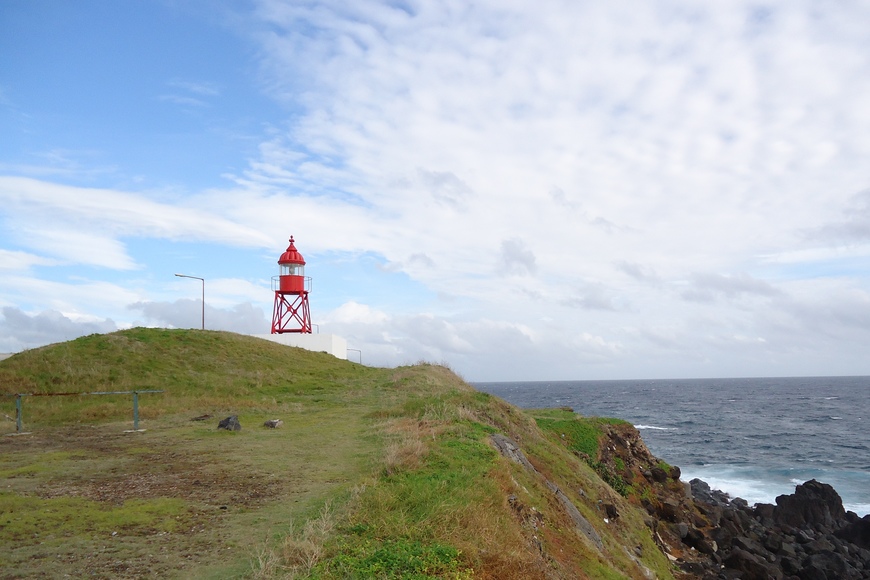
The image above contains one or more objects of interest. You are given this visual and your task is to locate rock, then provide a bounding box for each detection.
[590,426,869,580]
[493,434,603,553]
[763,531,783,553]
[656,499,680,522]
[773,479,845,531]
[835,514,870,549]
[807,537,836,554]
[779,541,798,559]
[545,480,604,552]
[683,527,716,555]
[676,522,689,539]
[724,547,782,580]
[218,415,241,431]
[733,535,767,558]
[780,556,802,575]
[491,434,538,474]
[263,419,283,428]
[678,561,708,575]
[799,551,861,580]
[755,502,776,521]
[649,466,668,483]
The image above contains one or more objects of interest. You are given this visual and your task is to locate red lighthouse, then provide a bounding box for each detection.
[271,236,312,334]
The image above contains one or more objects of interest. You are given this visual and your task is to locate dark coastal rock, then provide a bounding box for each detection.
[835,514,870,549]
[724,547,782,580]
[648,466,669,483]
[683,526,716,555]
[218,415,241,431]
[656,499,681,522]
[799,551,861,580]
[592,423,867,579]
[773,479,845,531]
[675,477,869,580]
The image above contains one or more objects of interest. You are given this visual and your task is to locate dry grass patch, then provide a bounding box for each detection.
[379,417,446,475]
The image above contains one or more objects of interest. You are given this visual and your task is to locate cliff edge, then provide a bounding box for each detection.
[2,328,867,579]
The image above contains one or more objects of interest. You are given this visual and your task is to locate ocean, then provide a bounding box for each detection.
[474,376,870,517]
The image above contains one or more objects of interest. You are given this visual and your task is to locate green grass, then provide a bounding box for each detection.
[0,492,186,540]
[321,538,473,579]
[530,408,629,457]
[0,328,675,579]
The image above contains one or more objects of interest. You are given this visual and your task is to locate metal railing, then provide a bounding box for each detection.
[4,390,163,434]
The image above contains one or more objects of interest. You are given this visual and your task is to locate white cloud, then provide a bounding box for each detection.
[128,300,268,334]
[0,177,273,254]
[0,307,117,352]
[0,250,57,271]
[1,1,869,379]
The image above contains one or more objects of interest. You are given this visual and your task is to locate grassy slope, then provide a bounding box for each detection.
[0,329,674,579]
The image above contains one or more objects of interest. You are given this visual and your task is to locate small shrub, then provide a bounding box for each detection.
[587,461,629,497]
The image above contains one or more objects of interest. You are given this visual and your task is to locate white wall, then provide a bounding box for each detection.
[253,333,348,360]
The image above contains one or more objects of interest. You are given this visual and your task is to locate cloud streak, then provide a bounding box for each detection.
[1,1,869,379]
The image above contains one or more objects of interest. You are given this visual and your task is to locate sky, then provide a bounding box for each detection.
[1,0,869,381]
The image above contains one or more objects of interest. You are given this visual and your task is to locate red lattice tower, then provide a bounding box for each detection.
[271,236,312,334]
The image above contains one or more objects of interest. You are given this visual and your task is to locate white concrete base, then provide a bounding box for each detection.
[253,333,348,360]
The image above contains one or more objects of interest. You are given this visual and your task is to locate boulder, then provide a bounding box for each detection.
[835,514,870,550]
[263,419,283,428]
[724,547,782,580]
[799,551,861,580]
[218,415,241,431]
[683,526,716,555]
[656,499,680,522]
[648,466,668,483]
[773,479,845,531]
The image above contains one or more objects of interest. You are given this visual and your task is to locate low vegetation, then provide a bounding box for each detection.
[1,329,677,578]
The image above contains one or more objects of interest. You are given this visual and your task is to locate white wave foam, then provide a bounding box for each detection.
[681,468,785,506]
[681,466,870,517]
[634,424,675,431]
[844,502,870,516]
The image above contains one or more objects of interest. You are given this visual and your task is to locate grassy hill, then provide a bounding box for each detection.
[0,329,678,579]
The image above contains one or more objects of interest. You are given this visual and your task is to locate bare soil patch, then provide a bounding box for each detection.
[1,418,356,579]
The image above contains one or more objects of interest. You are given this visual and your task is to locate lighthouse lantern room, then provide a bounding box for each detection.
[271,236,312,334]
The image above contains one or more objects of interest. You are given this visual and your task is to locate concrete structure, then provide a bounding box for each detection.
[254,333,347,360]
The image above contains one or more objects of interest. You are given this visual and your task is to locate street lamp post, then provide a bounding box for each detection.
[174,273,205,330]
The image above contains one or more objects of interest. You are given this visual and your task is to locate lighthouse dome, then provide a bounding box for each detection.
[278,236,306,265]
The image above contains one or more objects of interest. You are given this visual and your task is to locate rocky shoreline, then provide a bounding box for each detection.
[596,423,870,579]
[670,477,870,579]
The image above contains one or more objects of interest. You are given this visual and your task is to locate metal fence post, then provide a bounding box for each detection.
[15,394,22,433]
[133,391,139,431]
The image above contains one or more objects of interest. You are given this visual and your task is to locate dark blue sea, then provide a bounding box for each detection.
[474,376,870,516]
